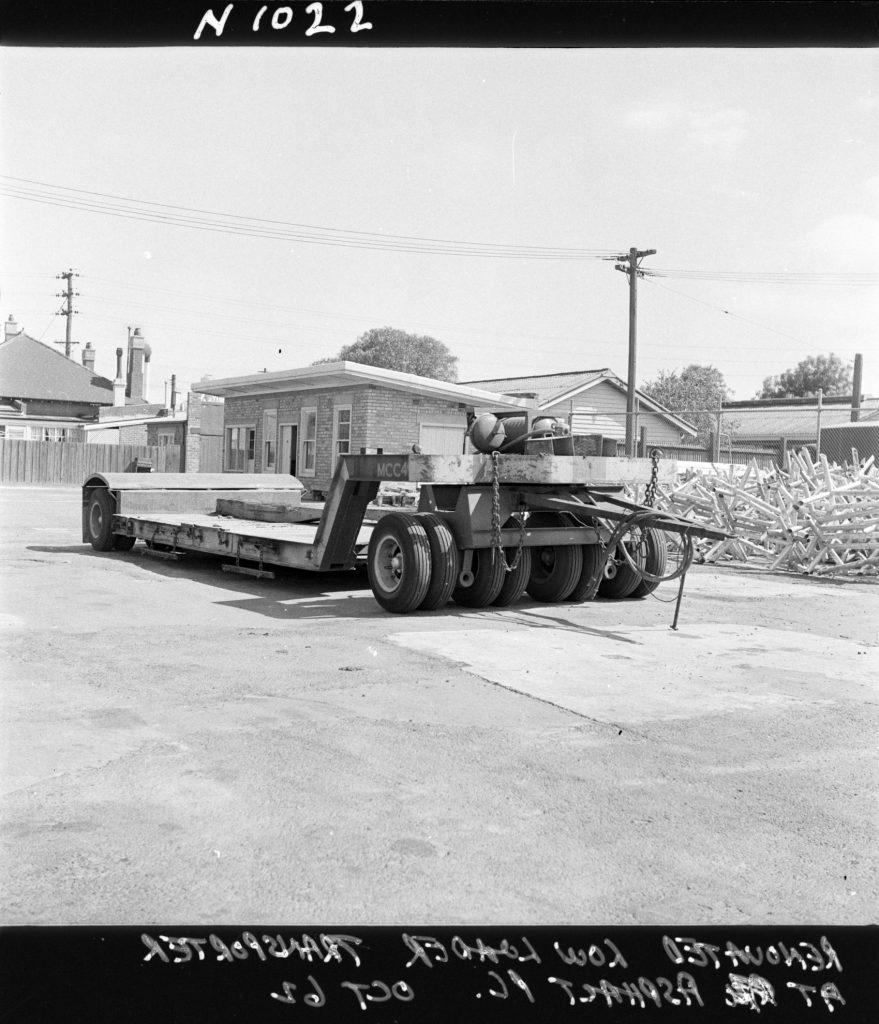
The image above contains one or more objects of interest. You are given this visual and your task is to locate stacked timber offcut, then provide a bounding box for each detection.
[653,451,879,577]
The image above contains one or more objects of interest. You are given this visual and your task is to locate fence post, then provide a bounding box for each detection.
[816,388,823,458]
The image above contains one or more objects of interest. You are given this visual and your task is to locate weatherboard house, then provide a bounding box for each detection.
[463,369,698,447]
[192,361,532,498]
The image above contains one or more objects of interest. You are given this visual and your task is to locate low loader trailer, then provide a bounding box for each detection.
[82,449,727,617]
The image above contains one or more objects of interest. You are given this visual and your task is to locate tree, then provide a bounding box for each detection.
[314,326,458,382]
[640,364,731,440]
[757,353,852,399]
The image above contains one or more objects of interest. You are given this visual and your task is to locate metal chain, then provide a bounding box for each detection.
[644,447,662,508]
[490,450,525,572]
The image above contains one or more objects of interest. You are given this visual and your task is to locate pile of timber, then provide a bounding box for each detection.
[654,451,879,577]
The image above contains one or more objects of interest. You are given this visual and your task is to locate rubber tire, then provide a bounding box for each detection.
[415,514,459,611]
[492,545,532,607]
[453,548,505,607]
[367,512,432,614]
[525,511,583,602]
[113,535,137,551]
[599,535,647,599]
[566,542,604,603]
[627,528,668,599]
[86,489,118,551]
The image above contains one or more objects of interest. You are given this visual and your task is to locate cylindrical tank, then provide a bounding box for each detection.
[470,413,568,454]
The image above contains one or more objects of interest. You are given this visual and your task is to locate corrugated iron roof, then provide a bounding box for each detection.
[461,369,609,406]
[722,399,879,438]
[0,331,115,405]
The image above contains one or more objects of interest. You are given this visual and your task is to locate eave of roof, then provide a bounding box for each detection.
[192,361,535,411]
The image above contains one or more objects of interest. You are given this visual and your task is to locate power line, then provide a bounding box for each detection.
[640,274,813,344]
[642,267,877,286]
[0,176,619,261]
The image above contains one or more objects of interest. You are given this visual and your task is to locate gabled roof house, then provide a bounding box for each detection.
[462,368,697,445]
[0,316,115,440]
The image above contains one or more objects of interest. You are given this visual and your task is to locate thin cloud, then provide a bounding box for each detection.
[626,101,749,148]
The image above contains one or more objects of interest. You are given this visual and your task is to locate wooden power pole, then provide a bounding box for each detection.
[54,268,80,358]
[615,247,656,456]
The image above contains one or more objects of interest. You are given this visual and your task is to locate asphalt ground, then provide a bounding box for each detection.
[0,485,876,926]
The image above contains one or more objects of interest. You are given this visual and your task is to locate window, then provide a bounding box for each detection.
[300,407,317,475]
[2,425,27,440]
[157,430,176,447]
[334,406,352,463]
[42,426,69,442]
[263,409,278,471]
[226,425,255,471]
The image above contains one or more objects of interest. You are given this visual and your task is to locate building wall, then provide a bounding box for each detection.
[0,419,86,442]
[222,385,468,496]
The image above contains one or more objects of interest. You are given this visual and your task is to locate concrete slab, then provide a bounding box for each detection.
[390,621,877,725]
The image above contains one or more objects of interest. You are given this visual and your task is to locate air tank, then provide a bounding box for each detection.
[469,413,569,454]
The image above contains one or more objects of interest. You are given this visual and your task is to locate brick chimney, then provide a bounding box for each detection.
[5,314,20,340]
[113,347,126,406]
[82,342,96,372]
[127,327,147,400]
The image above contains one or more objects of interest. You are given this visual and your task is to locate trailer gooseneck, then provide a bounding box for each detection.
[82,448,727,616]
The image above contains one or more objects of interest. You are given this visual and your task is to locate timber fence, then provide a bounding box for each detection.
[0,439,181,485]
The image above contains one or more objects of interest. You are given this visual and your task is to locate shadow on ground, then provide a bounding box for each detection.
[26,541,657,629]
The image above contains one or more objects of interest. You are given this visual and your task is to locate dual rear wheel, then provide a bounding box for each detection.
[366,512,669,613]
[366,512,534,613]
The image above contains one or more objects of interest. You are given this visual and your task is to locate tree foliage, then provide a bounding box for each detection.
[640,364,731,440]
[314,326,458,382]
[757,353,852,399]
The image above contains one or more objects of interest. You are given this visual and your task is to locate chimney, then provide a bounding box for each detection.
[82,342,96,372]
[113,347,126,407]
[127,326,147,401]
[5,314,20,340]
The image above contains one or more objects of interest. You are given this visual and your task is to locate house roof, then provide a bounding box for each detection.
[192,361,535,411]
[461,369,610,405]
[0,330,115,405]
[721,397,879,438]
[462,368,698,436]
[84,412,187,431]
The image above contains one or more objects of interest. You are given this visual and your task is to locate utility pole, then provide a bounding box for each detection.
[53,268,80,358]
[614,247,656,456]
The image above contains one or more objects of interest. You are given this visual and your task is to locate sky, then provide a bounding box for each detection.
[1,46,877,406]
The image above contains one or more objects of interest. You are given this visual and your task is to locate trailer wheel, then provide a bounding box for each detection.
[492,544,532,606]
[627,528,667,599]
[525,511,584,602]
[415,514,459,611]
[86,489,119,551]
[113,535,137,551]
[452,548,505,607]
[367,512,432,614]
[599,534,647,599]
[566,542,603,603]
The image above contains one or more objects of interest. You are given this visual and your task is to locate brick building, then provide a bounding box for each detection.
[193,361,531,497]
